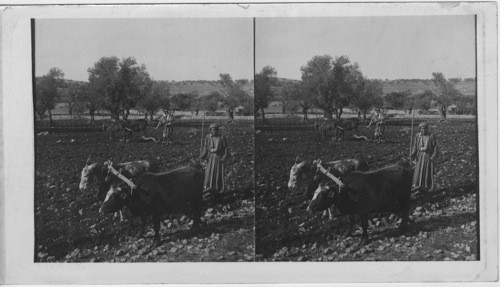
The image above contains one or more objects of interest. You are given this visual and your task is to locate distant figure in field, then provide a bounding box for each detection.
[411,122,439,193]
[155,110,174,144]
[368,108,385,143]
[200,123,229,196]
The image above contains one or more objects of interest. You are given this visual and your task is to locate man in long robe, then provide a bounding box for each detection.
[411,122,439,192]
[200,123,229,195]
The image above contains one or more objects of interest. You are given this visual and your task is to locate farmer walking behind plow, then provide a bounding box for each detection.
[368,108,385,143]
[200,123,229,199]
[155,110,174,144]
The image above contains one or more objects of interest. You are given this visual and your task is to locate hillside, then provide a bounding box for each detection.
[381,81,475,96]
[168,80,254,97]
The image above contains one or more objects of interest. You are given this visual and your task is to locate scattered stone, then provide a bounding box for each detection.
[323,248,333,254]
[115,250,125,256]
[434,249,443,254]
[227,251,236,256]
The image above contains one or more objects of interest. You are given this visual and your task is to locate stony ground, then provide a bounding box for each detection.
[255,116,479,261]
[35,120,254,262]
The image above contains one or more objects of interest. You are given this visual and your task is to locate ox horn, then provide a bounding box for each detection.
[295,156,301,163]
[86,158,92,165]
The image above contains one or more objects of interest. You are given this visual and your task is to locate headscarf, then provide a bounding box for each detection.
[209,123,219,130]
[419,122,428,128]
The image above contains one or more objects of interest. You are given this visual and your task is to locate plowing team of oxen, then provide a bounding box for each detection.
[288,114,416,246]
[81,117,206,246]
[288,156,413,245]
[314,116,383,142]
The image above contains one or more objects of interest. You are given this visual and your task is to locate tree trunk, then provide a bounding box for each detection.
[260,107,266,122]
[438,104,447,121]
[362,110,367,121]
[48,109,53,126]
[124,109,130,121]
[226,108,234,123]
[302,107,309,121]
[281,101,287,114]
[358,111,361,118]
[68,104,73,116]
[323,107,333,119]
[336,107,343,119]
[89,108,96,123]
[112,111,120,121]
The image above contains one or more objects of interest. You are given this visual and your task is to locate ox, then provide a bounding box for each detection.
[99,164,205,246]
[335,118,360,140]
[102,120,124,141]
[307,162,412,245]
[79,158,159,201]
[288,157,368,199]
[122,119,148,142]
[315,119,342,141]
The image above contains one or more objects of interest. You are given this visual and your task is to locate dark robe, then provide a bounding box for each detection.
[411,132,439,191]
[201,133,229,192]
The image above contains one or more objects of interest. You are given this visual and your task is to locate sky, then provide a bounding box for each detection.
[256,16,476,80]
[35,18,253,82]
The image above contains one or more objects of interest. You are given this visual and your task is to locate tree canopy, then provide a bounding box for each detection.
[35,67,65,124]
[254,66,278,121]
[218,73,250,122]
[301,55,363,119]
[87,56,152,120]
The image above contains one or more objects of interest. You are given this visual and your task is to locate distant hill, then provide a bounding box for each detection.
[273,78,475,97]
[167,80,254,97]
[51,79,254,104]
[380,80,475,96]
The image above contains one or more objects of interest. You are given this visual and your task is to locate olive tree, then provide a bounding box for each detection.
[35,67,65,125]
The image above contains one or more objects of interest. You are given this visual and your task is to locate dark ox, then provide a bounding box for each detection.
[79,158,159,201]
[335,118,360,140]
[307,162,412,245]
[288,158,368,199]
[122,119,148,141]
[315,119,341,141]
[99,164,204,246]
[102,120,124,141]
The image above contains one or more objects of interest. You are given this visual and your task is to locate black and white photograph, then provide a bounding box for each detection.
[255,16,480,261]
[0,2,497,285]
[33,18,255,262]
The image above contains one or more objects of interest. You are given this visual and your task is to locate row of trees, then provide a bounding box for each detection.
[35,56,253,125]
[255,55,476,122]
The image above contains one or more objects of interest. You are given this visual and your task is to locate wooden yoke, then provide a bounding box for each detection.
[106,162,137,189]
[314,159,345,188]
